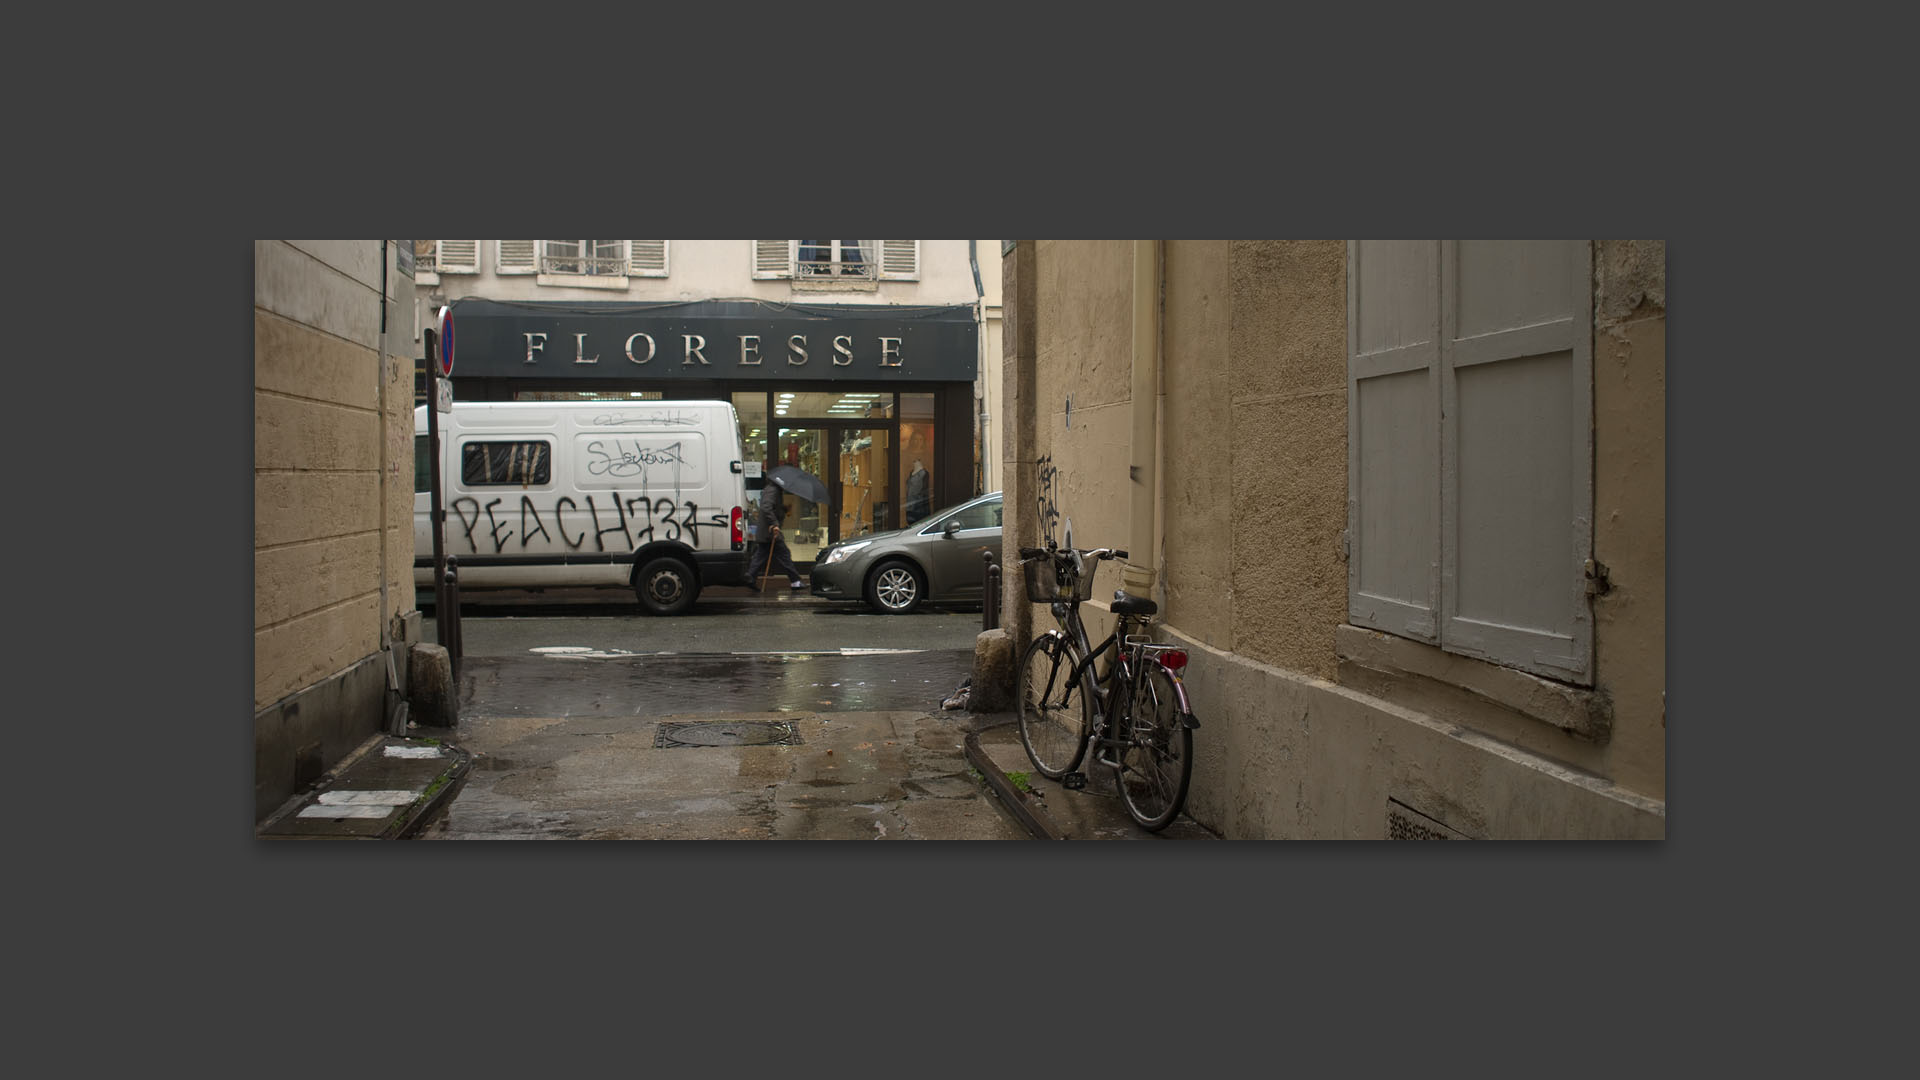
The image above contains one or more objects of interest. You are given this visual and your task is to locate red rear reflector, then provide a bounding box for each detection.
[1157,650,1188,673]
[731,506,744,545]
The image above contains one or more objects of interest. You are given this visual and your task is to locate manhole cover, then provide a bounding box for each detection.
[654,720,803,748]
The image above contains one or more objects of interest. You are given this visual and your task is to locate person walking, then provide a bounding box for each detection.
[745,469,805,589]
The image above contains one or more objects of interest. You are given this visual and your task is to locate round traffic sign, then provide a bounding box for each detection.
[437,306,455,376]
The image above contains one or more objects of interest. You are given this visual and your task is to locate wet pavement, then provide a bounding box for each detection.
[421,706,1028,840]
[261,585,1215,840]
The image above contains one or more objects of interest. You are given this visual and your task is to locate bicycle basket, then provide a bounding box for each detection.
[1024,553,1097,603]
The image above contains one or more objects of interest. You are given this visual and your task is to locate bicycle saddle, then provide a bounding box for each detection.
[1112,590,1157,617]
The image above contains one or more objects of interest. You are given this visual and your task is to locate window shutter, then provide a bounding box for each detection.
[879,240,919,280]
[497,240,536,274]
[1437,240,1593,684]
[753,240,792,279]
[629,240,668,277]
[1348,240,1441,643]
[436,240,478,273]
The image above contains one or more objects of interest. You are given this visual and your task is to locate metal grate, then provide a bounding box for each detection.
[1387,798,1473,840]
[654,720,803,749]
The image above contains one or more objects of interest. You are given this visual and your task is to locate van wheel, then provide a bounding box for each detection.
[635,556,698,616]
[866,559,925,615]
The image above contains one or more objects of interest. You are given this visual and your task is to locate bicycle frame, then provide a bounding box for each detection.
[1044,599,1180,755]
[1017,536,1199,831]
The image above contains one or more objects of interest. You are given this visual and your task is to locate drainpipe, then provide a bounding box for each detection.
[1122,240,1161,603]
[970,240,988,495]
[377,242,399,714]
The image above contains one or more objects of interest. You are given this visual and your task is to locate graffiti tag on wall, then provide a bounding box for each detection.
[1035,454,1060,547]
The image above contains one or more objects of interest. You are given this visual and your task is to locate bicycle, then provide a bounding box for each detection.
[1014,529,1198,831]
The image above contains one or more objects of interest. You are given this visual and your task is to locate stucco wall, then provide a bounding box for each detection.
[1160,241,1233,648]
[1173,624,1664,839]
[1006,239,1665,838]
[255,240,416,816]
[1591,239,1666,799]
[1223,241,1349,678]
[1029,240,1136,592]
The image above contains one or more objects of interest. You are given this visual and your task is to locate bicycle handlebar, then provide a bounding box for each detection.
[1017,545,1128,562]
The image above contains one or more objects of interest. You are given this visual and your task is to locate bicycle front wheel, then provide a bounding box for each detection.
[1115,665,1194,831]
[1017,634,1088,779]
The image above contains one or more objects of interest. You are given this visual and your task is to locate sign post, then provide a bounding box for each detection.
[425,306,455,664]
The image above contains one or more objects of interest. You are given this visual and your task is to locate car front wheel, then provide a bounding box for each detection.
[866,559,925,614]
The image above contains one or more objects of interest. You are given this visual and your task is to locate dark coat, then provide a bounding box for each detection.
[758,481,787,532]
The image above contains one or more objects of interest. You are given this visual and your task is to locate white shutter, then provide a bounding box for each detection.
[1348,240,1442,644]
[435,240,478,274]
[753,240,792,279]
[496,240,536,274]
[879,240,919,280]
[1438,240,1593,684]
[629,240,668,277]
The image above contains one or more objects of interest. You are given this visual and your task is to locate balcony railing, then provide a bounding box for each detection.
[796,243,875,279]
[540,253,629,276]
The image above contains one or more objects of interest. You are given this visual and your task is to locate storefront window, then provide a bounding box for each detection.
[734,392,769,478]
[775,427,826,564]
[900,393,936,526]
[838,426,892,539]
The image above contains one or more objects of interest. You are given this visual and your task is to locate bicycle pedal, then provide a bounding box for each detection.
[1062,772,1087,790]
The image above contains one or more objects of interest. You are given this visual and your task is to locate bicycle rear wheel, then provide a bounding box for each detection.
[1017,634,1088,779]
[1114,665,1194,831]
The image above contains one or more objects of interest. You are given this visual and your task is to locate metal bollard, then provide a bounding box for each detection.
[982,551,1000,632]
[443,556,463,683]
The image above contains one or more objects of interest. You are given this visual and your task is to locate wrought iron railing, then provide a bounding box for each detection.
[540,254,630,276]
[796,243,875,279]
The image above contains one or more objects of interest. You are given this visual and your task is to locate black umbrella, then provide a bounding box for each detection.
[767,464,830,505]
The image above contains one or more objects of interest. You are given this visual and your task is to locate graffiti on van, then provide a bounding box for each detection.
[448,494,730,555]
[584,439,688,478]
[591,410,702,427]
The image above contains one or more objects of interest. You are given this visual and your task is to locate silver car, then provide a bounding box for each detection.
[809,492,1003,614]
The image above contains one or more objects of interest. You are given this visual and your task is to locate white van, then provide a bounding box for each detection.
[414,400,749,615]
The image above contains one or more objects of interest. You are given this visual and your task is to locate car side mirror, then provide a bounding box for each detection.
[942,520,961,538]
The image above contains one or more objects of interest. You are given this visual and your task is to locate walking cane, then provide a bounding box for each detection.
[760,525,780,591]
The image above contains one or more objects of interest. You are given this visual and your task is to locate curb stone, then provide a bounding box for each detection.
[258,734,472,840]
[965,726,1066,840]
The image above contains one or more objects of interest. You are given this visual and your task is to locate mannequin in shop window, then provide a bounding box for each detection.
[905,458,930,526]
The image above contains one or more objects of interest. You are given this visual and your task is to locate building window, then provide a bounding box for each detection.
[460,441,552,486]
[1346,240,1595,685]
[494,241,668,279]
[414,241,477,284]
[799,240,873,279]
[754,240,918,281]
[542,240,627,277]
